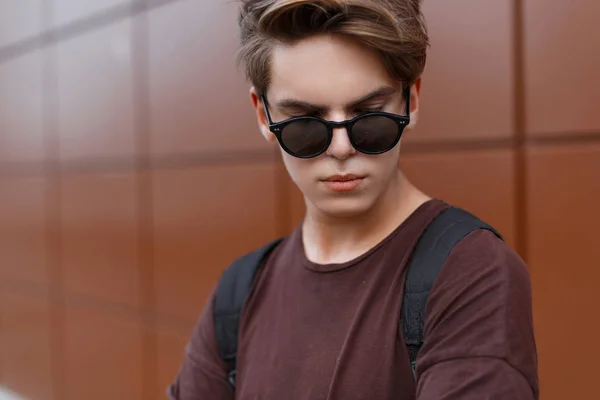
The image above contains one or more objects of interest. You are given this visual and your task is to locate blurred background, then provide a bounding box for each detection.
[0,0,598,399]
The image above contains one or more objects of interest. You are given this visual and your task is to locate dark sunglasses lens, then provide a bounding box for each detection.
[281,120,329,157]
[350,115,400,153]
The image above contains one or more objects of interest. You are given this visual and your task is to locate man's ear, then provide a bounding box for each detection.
[408,76,422,127]
[249,87,277,143]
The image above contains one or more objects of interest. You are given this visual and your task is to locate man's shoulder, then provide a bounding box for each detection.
[419,227,538,397]
[220,230,298,286]
[429,228,532,313]
[227,228,297,266]
[450,229,528,278]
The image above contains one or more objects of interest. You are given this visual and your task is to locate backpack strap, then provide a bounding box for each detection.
[213,239,282,387]
[401,206,503,375]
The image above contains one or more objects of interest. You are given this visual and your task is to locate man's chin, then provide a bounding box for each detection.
[311,197,375,220]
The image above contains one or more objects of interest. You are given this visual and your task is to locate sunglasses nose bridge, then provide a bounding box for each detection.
[327,120,352,140]
[328,120,350,129]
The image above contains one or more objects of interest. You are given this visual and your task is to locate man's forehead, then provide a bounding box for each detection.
[267,34,397,106]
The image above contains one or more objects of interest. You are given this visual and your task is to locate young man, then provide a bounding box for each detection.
[169,0,539,399]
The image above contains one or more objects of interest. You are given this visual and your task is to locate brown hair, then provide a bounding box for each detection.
[237,0,429,96]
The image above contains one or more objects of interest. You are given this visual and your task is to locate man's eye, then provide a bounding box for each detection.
[356,107,384,114]
[289,113,320,118]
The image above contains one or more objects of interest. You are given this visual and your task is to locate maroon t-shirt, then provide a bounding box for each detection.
[169,200,539,399]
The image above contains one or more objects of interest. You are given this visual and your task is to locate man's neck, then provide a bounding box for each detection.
[302,172,430,265]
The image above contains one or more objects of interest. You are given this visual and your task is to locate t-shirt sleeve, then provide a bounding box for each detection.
[167,294,234,400]
[415,230,539,400]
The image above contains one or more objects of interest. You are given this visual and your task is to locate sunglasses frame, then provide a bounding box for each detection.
[261,87,411,159]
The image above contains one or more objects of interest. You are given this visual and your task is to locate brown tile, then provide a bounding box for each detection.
[0,1,44,48]
[275,161,305,232]
[65,305,143,400]
[56,19,136,161]
[52,0,131,27]
[287,176,306,231]
[152,163,279,322]
[401,148,517,249]
[0,290,54,400]
[61,171,140,308]
[156,321,194,400]
[524,1,600,136]
[407,0,514,143]
[147,0,270,156]
[527,143,600,400]
[0,176,48,285]
[0,51,45,163]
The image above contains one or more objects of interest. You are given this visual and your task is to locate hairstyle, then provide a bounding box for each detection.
[237,0,429,96]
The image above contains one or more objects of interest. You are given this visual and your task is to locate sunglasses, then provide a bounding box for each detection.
[262,87,411,159]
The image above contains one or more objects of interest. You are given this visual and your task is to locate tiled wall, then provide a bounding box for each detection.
[0,1,598,399]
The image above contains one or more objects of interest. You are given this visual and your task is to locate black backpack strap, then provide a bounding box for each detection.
[213,239,282,387]
[401,206,503,375]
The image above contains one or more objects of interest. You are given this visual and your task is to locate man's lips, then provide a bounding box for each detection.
[321,175,365,192]
[322,174,363,182]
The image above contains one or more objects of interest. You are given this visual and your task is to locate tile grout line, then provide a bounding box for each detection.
[2,132,600,179]
[42,0,68,397]
[512,0,529,263]
[0,275,194,335]
[132,7,160,399]
[0,0,183,65]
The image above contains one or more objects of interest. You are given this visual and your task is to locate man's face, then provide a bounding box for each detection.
[251,34,420,218]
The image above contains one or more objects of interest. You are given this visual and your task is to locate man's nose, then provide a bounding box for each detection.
[325,124,355,160]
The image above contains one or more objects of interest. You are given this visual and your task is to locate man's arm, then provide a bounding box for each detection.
[415,230,539,399]
[168,295,234,400]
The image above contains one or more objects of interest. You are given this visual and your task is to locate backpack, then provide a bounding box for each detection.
[212,206,502,388]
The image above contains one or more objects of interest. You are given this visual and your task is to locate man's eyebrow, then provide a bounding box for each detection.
[275,99,325,113]
[348,85,396,107]
[274,85,397,112]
